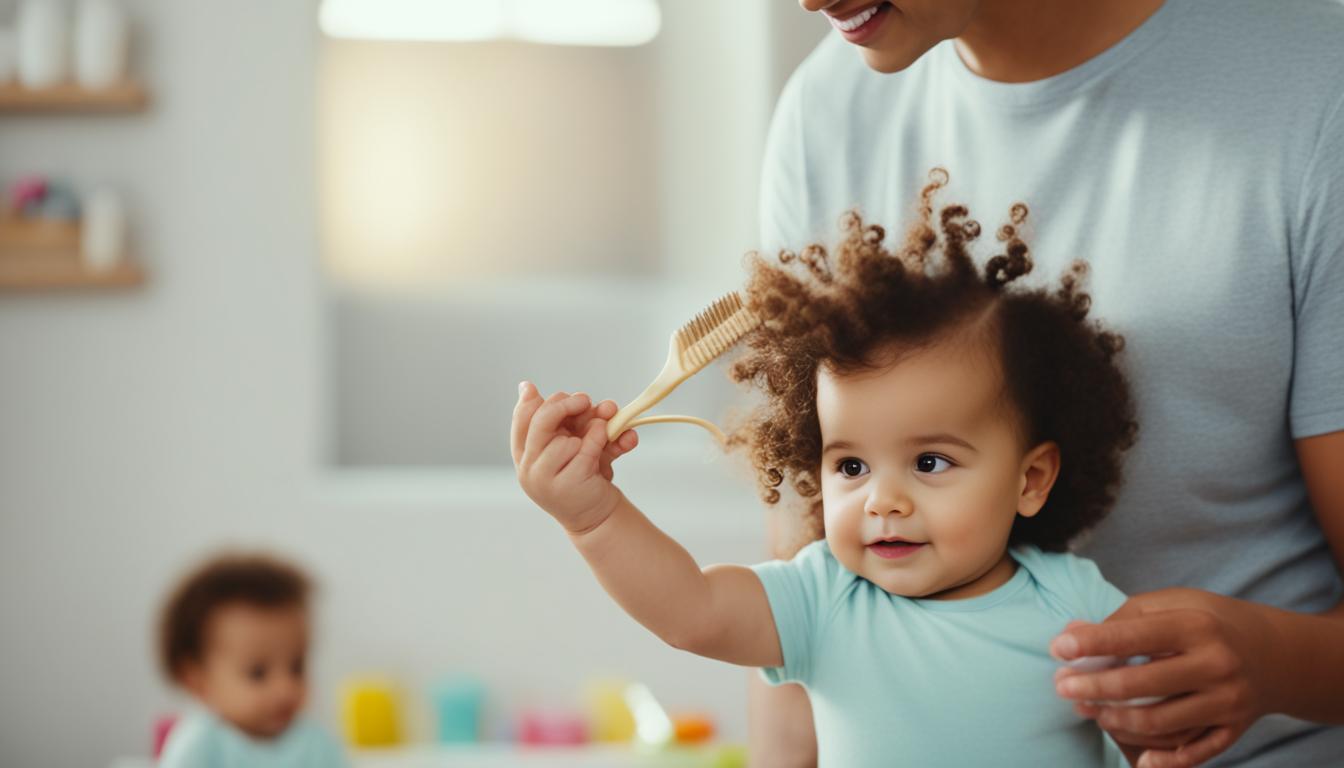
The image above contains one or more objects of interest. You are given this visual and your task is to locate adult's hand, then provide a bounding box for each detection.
[1051,588,1277,768]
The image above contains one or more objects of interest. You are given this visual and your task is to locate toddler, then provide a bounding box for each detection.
[513,169,1141,766]
[156,552,349,768]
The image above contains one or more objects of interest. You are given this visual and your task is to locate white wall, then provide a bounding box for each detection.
[0,2,326,765]
[0,2,829,766]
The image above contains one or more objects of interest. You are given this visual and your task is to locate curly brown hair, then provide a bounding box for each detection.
[728,169,1137,555]
[158,553,311,683]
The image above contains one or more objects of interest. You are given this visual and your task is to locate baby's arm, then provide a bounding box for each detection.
[512,383,783,668]
[571,489,782,666]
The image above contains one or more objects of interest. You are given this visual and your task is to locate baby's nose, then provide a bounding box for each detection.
[866,503,912,517]
[865,482,913,517]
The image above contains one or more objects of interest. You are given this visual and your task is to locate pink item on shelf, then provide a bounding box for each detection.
[516,710,588,746]
[152,714,178,758]
[8,176,48,212]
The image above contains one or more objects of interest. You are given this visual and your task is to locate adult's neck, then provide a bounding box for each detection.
[954,0,1165,83]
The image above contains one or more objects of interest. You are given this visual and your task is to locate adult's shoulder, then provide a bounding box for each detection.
[1201,0,1344,49]
[1176,0,1344,94]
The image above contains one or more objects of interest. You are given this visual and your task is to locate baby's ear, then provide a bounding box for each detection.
[1016,441,1060,518]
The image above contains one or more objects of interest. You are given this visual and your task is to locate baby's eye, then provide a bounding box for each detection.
[916,454,953,474]
[291,657,306,679]
[247,664,267,683]
[836,457,869,478]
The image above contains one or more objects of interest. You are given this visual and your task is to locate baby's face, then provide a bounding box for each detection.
[817,333,1054,600]
[185,603,309,740]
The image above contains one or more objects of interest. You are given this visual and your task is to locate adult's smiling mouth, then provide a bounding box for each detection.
[826,2,894,39]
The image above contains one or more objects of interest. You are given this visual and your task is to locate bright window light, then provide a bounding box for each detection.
[319,0,661,46]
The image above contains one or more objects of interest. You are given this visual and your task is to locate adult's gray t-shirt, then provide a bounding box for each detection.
[758,1,1344,764]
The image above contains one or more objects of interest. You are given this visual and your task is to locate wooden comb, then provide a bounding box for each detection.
[606,291,760,444]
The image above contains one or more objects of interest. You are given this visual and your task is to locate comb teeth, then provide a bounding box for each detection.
[675,291,761,372]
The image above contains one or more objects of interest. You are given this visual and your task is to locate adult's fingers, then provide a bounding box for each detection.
[1056,653,1197,703]
[1137,726,1236,768]
[1051,611,1197,661]
[1094,690,1228,739]
[1072,702,1204,751]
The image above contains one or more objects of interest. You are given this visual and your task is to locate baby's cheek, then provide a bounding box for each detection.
[822,513,866,569]
[934,502,1005,553]
[821,492,859,533]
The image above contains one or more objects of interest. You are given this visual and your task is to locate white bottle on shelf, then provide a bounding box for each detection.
[16,0,69,90]
[74,0,127,89]
[82,188,126,271]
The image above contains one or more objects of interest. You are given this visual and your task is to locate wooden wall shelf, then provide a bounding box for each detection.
[0,255,145,291]
[0,217,145,291]
[0,78,151,289]
[0,81,149,113]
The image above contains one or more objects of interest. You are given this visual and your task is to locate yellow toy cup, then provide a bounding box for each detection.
[583,679,637,742]
[341,678,403,748]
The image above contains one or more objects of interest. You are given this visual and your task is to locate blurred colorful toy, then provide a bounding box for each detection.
[709,744,747,768]
[624,682,674,748]
[5,176,81,220]
[583,679,637,742]
[671,713,715,745]
[341,678,402,748]
[39,182,81,221]
[516,709,588,746]
[432,675,485,743]
[7,175,47,214]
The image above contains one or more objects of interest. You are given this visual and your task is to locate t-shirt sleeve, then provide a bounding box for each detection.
[750,540,849,686]
[1071,555,1129,623]
[758,71,812,254]
[1289,90,1344,439]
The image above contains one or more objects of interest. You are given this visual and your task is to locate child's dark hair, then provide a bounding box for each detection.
[158,553,311,682]
[728,169,1137,554]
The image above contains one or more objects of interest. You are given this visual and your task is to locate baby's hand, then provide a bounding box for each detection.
[511,381,639,534]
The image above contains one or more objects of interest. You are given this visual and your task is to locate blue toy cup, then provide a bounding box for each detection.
[433,676,486,743]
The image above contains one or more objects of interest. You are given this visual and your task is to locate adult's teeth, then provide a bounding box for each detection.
[835,6,879,32]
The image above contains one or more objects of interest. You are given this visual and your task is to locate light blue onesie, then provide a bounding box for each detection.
[752,541,1127,767]
[158,709,350,768]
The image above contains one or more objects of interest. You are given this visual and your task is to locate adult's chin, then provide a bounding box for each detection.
[859,43,931,74]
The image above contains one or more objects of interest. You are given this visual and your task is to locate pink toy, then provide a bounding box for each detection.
[516,710,588,746]
[8,176,48,212]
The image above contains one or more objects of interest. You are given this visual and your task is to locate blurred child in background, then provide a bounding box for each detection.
[156,552,348,768]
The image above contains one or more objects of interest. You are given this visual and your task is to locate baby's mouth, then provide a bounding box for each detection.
[867,540,926,559]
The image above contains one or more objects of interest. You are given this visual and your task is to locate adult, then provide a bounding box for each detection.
[750,1,1344,766]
